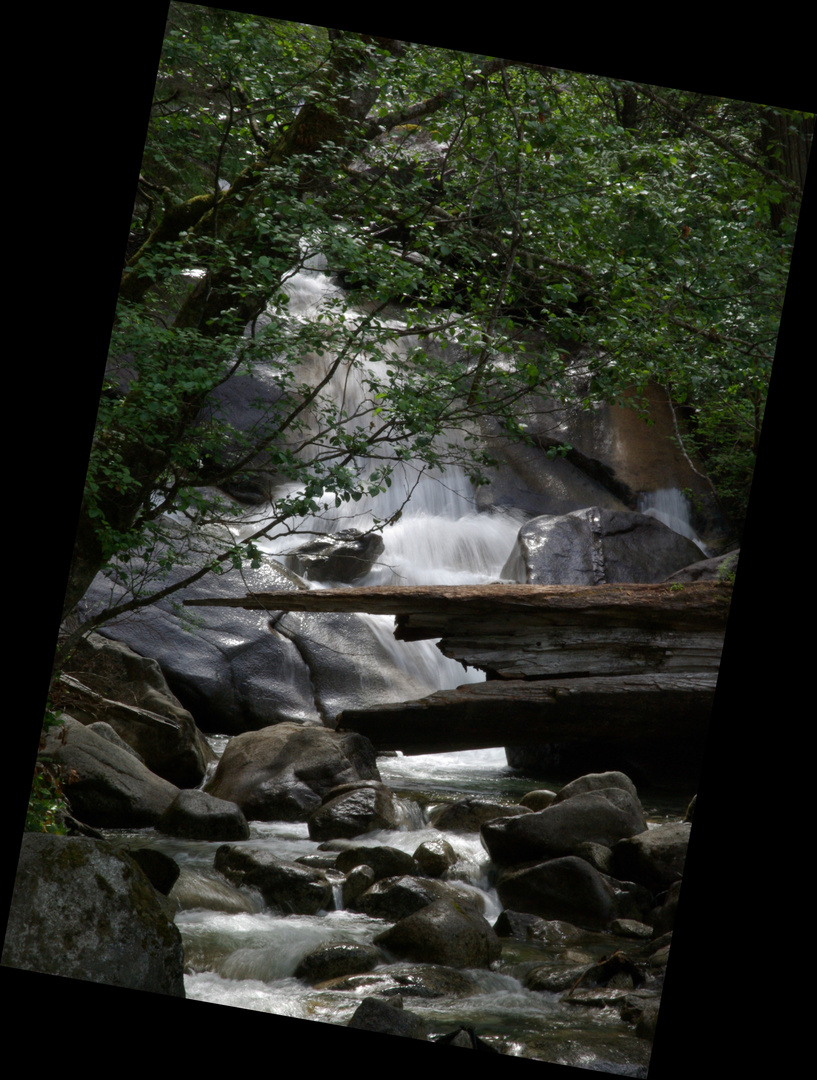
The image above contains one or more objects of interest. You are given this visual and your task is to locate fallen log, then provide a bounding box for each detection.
[336,672,717,755]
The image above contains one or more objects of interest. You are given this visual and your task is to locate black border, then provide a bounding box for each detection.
[6,5,811,1075]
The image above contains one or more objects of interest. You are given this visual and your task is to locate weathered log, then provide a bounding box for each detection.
[184,582,730,680]
[336,672,717,755]
[183,582,732,627]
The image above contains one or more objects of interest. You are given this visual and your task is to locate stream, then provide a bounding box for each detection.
[106,260,693,1072]
[109,744,686,1072]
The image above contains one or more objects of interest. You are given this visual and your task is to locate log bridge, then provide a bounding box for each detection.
[184,582,731,756]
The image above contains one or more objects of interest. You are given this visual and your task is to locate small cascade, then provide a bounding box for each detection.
[638,487,710,556]
[236,262,525,694]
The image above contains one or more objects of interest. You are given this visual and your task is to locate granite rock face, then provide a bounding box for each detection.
[2,834,185,996]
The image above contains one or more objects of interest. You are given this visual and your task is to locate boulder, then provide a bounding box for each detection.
[481,788,648,865]
[42,715,179,828]
[612,821,692,890]
[56,632,215,787]
[213,843,333,914]
[333,844,418,881]
[553,770,642,807]
[204,722,380,821]
[500,506,705,586]
[495,856,621,930]
[156,789,250,842]
[352,874,472,922]
[286,528,385,584]
[347,996,429,1040]
[374,898,501,969]
[429,796,531,833]
[294,942,384,985]
[322,963,482,1000]
[2,834,185,996]
[413,837,457,877]
[307,781,404,840]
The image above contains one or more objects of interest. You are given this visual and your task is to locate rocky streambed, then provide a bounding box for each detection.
[4,701,692,1075]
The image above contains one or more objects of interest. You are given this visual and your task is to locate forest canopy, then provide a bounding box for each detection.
[56,3,812,669]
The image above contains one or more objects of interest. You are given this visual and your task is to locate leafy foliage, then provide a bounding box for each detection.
[26,709,70,834]
[58,4,809,661]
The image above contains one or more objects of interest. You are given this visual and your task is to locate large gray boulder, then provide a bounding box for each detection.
[57,633,215,787]
[2,834,185,996]
[204,722,380,821]
[502,506,705,585]
[286,528,385,584]
[42,715,179,828]
[156,789,250,842]
[612,821,692,890]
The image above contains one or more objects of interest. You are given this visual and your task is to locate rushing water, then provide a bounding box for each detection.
[105,263,694,1071]
[110,743,685,1072]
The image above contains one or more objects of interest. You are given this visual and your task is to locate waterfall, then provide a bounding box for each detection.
[240,260,523,600]
[637,487,710,556]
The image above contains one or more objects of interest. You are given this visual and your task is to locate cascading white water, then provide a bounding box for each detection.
[236,261,526,693]
[637,487,710,555]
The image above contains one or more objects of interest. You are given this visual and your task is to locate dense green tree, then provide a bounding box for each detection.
[54,3,811,673]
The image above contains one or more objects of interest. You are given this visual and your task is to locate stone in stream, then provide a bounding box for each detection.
[213,843,333,914]
[347,995,430,1040]
[495,855,621,931]
[204,722,381,822]
[480,787,648,865]
[374,898,502,969]
[294,942,385,985]
[156,788,250,842]
[307,781,405,840]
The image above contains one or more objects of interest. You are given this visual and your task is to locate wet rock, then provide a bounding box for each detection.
[287,529,385,584]
[496,855,620,930]
[204,722,380,822]
[374,898,501,969]
[213,844,333,914]
[334,844,418,880]
[307,781,403,840]
[519,788,557,811]
[156,789,250,841]
[347,995,429,1039]
[501,507,705,586]
[352,874,470,921]
[432,1026,500,1051]
[612,821,692,891]
[41,715,179,829]
[429,796,531,833]
[481,788,647,866]
[295,942,384,984]
[413,837,457,877]
[2,834,185,996]
[341,863,376,907]
[323,963,482,999]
